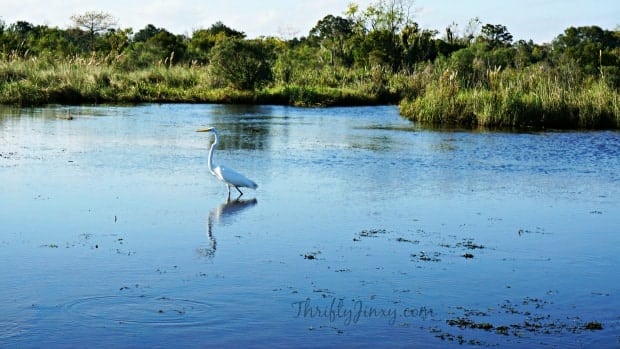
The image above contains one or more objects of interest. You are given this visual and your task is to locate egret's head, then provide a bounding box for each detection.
[196,127,216,133]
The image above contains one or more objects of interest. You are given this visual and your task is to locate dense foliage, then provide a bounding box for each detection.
[1,0,618,128]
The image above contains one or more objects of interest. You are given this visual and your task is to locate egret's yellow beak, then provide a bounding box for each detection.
[196,127,214,132]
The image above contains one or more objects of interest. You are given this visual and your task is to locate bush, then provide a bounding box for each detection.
[208,38,274,90]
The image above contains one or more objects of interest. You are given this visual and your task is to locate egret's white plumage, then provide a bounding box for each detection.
[197,127,257,197]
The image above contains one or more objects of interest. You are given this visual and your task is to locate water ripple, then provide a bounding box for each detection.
[62,295,213,327]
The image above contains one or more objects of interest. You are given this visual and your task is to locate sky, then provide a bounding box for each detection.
[1,0,619,43]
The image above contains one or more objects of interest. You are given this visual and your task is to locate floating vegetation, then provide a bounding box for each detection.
[584,321,603,330]
[296,226,606,346]
[456,239,485,250]
[518,227,550,236]
[353,228,487,263]
[430,328,486,345]
[334,268,351,273]
[38,233,133,254]
[394,237,420,244]
[446,318,494,330]
[433,295,607,345]
[0,152,17,159]
[438,237,486,251]
[303,251,321,260]
[411,251,441,262]
[357,228,388,238]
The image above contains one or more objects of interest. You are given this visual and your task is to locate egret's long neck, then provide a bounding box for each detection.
[207,132,218,175]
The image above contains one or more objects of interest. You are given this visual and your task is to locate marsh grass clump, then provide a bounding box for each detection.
[411,251,441,262]
[400,63,620,129]
[303,251,321,260]
[357,228,388,238]
[457,239,485,250]
[584,321,603,330]
[447,318,494,330]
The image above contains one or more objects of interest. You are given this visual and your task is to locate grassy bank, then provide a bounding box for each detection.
[2,57,619,129]
[0,58,395,107]
[399,64,620,129]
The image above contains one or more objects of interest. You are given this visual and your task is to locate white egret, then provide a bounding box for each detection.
[197,127,258,197]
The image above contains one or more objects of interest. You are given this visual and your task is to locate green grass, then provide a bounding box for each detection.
[1,56,619,129]
[400,64,620,129]
[0,57,394,107]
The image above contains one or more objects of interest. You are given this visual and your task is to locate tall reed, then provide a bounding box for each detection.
[400,63,620,129]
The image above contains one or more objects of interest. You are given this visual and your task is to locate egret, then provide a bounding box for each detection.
[197,127,258,197]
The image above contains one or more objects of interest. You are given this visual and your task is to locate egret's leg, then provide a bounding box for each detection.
[227,185,231,198]
[235,186,244,196]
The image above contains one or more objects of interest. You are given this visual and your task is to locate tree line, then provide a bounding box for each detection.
[1,1,619,128]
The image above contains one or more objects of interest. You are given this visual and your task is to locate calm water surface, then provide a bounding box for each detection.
[1,104,619,348]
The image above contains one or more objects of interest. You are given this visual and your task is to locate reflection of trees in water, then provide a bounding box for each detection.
[0,106,22,123]
[207,105,281,151]
[197,197,258,259]
[210,104,268,117]
[0,106,64,127]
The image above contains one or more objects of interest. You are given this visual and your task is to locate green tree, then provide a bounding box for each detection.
[204,21,245,38]
[347,0,416,69]
[64,27,90,54]
[272,40,320,86]
[134,24,162,43]
[552,26,620,75]
[209,38,274,90]
[365,29,399,67]
[123,26,187,68]
[11,20,34,35]
[400,23,441,67]
[149,30,187,63]
[2,21,36,56]
[479,24,513,49]
[30,26,71,57]
[512,39,549,68]
[189,21,245,62]
[448,46,477,86]
[308,15,354,66]
[103,28,132,57]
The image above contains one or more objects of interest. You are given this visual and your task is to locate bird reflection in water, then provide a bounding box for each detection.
[197,197,258,258]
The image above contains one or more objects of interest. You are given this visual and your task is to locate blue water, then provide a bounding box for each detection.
[1,104,619,348]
